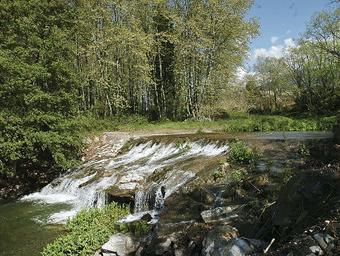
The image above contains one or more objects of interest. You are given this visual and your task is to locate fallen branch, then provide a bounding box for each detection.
[264,238,275,254]
[248,180,261,193]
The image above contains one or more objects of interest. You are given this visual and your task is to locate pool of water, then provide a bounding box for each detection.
[0,200,67,256]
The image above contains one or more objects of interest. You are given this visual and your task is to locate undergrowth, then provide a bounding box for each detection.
[42,203,130,256]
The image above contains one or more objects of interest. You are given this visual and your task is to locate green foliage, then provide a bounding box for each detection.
[248,7,339,114]
[223,115,336,132]
[41,203,130,256]
[247,57,294,113]
[0,0,81,177]
[212,169,225,180]
[297,144,311,157]
[228,140,257,165]
[278,168,296,184]
[0,112,83,176]
[228,169,245,183]
[118,220,150,237]
[175,141,191,152]
[109,114,336,132]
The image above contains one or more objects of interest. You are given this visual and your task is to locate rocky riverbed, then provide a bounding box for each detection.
[91,132,339,256]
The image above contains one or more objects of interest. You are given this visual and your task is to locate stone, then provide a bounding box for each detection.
[101,233,139,256]
[228,238,253,255]
[309,245,323,255]
[260,171,340,237]
[202,225,237,256]
[313,233,327,250]
[203,235,266,256]
[323,234,335,244]
[189,188,215,205]
[141,213,153,222]
[201,205,239,223]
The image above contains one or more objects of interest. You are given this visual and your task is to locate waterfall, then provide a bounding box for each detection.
[22,140,228,224]
[134,170,196,213]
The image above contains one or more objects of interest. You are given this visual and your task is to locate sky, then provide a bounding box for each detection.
[238,0,335,77]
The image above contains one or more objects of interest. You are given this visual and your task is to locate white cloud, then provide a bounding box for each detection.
[236,67,247,80]
[284,38,296,48]
[286,29,291,35]
[253,38,296,60]
[235,67,255,82]
[270,36,279,44]
[254,45,284,59]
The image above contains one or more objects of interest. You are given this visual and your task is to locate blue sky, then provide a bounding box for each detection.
[245,0,333,67]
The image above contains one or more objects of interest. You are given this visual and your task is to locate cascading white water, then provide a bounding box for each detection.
[22,140,228,224]
[134,170,196,213]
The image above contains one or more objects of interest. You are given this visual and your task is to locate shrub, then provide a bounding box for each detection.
[42,203,130,256]
[278,168,296,184]
[228,169,245,182]
[0,112,84,177]
[210,108,230,120]
[228,140,257,165]
[297,143,310,157]
[212,169,225,180]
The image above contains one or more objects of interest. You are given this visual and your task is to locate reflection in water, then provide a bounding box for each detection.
[0,201,66,256]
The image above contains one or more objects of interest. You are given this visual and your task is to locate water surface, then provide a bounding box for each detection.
[0,201,66,256]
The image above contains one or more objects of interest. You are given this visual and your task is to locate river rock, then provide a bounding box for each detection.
[141,232,187,256]
[99,233,140,256]
[189,187,215,205]
[309,245,323,255]
[201,205,239,223]
[312,233,336,252]
[203,231,266,256]
[313,233,327,250]
[202,225,238,255]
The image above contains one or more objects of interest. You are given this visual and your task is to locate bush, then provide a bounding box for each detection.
[42,203,130,256]
[0,112,84,177]
[210,108,230,120]
[228,169,245,182]
[228,140,257,165]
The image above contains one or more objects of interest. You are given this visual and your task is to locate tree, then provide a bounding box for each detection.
[0,0,82,177]
[305,7,340,58]
[250,57,294,113]
[287,41,339,113]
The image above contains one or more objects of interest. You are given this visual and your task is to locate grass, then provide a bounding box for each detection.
[41,203,130,256]
[79,114,337,133]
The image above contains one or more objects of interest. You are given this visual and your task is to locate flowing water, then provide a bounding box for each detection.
[0,139,228,255]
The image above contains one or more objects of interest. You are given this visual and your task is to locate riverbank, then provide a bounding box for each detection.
[94,114,337,133]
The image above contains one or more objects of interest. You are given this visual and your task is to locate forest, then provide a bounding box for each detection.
[0,0,339,191]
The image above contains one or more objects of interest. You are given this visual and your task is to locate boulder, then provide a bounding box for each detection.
[202,230,266,256]
[189,188,215,206]
[201,205,240,223]
[140,232,188,256]
[260,171,340,237]
[202,225,238,256]
[99,233,140,256]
